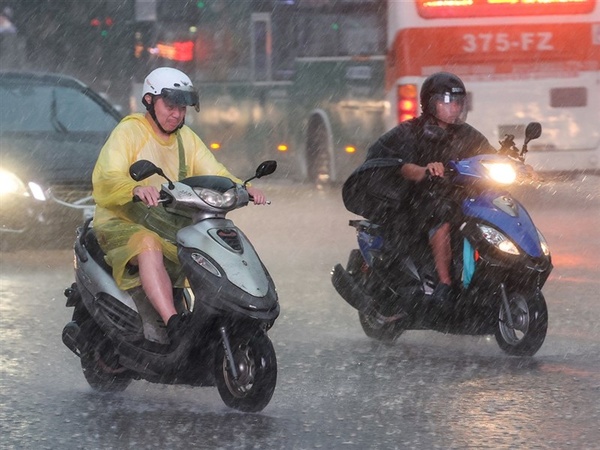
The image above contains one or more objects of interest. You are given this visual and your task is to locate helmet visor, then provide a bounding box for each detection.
[161,88,200,111]
[430,92,468,124]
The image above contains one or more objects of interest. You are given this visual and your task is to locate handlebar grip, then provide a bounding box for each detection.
[132,192,171,204]
[248,194,271,205]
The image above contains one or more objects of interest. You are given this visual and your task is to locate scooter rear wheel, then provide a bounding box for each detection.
[359,311,406,343]
[70,300,133,392]
[495,290,548,356]
[215,331,277,412]
[81,350,132,392]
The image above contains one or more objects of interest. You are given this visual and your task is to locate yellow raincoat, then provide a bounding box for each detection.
[92,114,242,290]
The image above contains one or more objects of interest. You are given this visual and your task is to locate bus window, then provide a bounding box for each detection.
[252,13,272,82]
[296,12,384,57]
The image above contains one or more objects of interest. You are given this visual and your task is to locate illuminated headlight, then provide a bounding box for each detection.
[28,182,47,201]
[537,228,551,256]
[194,187,237,208]
[477,224,520,255]
[481,162,516,185]
[0,170,28,196]
[191,252,221,277]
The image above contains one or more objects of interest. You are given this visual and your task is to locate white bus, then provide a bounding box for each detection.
[385,0,600,172]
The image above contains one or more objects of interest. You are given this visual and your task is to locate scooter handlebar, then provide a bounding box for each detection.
[132,191,172,204]
[248,194,272,205]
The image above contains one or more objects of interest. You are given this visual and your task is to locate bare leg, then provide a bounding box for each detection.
[430,222,452,285]
[137,249,177,324]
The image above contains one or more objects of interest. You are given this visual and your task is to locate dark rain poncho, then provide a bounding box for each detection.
[342,117,496,227]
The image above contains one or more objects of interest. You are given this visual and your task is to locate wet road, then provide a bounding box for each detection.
[1,174,599,449]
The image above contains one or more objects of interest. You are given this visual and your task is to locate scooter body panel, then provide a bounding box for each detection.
[75,246,138,313]
[179,246,279,321]
[462,192,543,257]
[178,219,271,297]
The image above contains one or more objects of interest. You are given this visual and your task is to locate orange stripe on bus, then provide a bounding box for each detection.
[386,23,600,88]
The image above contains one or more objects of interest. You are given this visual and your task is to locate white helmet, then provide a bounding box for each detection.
[142,67,199,112]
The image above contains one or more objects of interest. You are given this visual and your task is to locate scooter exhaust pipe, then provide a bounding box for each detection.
[331,264,374,312]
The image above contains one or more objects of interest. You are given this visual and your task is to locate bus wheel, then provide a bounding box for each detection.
[307,119,332,184]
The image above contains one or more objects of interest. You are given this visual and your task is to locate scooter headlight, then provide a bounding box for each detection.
[194,187,237,208]
[537,228,551,256]
[477,224,520,255]
[481,162,517,185]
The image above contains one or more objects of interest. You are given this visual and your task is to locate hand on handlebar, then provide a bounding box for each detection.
[425,162,446,179]
[247,186,269,205]
[132,185,161,207]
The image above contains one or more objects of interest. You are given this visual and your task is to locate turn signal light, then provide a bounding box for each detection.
[397,83,418,123]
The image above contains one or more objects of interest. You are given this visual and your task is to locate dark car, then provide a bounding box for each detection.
[0,71,122,248]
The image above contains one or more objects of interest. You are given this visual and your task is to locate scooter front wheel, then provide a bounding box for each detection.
[215,331,277,412]
[495,290,548,356]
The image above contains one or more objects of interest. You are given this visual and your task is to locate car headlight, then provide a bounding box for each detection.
[481,162,516,185]
[28,182,47,201]
[0,170,28,196]
[477,224,520,255]
[537,228,551,256]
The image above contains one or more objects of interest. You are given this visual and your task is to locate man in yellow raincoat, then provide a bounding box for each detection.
[92,67,267,343]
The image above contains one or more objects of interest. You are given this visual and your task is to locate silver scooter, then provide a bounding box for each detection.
[62,160,279,412]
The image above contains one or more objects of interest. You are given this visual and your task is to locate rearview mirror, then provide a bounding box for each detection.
[524,122,542,145]
[255,160,277,179]
[130,160,162,181]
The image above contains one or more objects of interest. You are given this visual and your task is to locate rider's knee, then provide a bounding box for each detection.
[129,231,163,255]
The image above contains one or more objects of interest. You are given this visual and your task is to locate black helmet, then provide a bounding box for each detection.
[420,72,468,124]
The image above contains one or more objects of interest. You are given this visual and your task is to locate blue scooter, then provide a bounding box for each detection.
[331,122,552,356]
